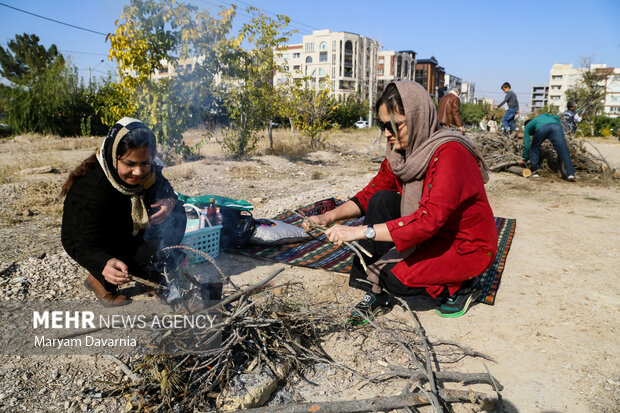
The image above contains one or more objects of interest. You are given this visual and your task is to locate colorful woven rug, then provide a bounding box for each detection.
[236,198,516,305]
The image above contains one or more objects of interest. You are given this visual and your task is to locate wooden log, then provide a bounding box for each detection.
[240,389,496,413]
[506,166,531,177]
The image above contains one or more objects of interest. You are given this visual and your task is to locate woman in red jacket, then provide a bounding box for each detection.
[305,81,497,323]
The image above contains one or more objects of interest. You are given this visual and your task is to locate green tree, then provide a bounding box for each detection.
[0,33,102,136]
[283,77,339,148]
[106,0,235,162]
[0,33,65,86]
[329,96,368,127]
[460,102,489,126]
[217,7,294,155]
[565,56,609,136]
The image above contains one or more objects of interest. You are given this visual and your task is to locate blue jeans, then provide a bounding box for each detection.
[529,123,575,177]
[502,108,518,132]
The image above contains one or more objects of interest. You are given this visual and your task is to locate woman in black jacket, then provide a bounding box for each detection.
[61,117,186,306]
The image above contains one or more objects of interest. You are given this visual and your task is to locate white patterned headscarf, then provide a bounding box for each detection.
[96,117,157,236]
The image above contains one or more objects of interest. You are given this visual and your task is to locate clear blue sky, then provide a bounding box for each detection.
[1,0,619,111]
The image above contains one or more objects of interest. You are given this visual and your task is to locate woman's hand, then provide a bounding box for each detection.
[102,258,131,285]
[302,212,333,231]
[149,197,177,225]
[324,224,366,246]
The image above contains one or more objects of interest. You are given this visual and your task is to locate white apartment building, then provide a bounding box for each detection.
[530,85,549,110]
[444,74,462,94]
[602,68,620,117]
[274,29,379,101]
[460,82,475,103]
[376,50,416,94]
[152,56,202,80]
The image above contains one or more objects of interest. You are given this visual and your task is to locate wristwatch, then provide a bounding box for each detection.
[364,225,376,240]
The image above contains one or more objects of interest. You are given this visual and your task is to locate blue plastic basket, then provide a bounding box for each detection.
[182,204,222,263]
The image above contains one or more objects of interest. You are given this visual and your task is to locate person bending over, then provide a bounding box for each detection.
[61,118,186,306]
[304,81,498,322]
[520,113,576,181]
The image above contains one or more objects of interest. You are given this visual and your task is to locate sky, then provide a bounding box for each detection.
[1,0,619,111]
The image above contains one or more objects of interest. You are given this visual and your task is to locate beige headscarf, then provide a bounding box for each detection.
[366,81,490,291]
[96,117,156,236]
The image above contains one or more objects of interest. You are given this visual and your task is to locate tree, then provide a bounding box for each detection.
[217,6,294,155]
[0,33,103,136]
[460,102,489,126]
[329,96,368,127]
[106,0,235,162]
[283,77,339,148]
[0,33,65,86]
[565,56,609,136]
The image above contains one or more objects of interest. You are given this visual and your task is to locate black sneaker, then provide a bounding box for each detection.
[348,292,393,326]
[435,287,481,318]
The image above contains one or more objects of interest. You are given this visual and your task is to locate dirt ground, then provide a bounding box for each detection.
[0,128,618,412]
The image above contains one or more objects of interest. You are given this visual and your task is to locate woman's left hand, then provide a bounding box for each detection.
[149,197,177,225]
[324,224,365,246]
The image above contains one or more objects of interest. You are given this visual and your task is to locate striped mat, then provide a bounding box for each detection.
[236,198,516,305]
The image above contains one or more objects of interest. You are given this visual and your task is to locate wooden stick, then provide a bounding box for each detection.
[291,210,372,257]
[290,210,369,271]
[208,267,286,311]
[104,355,141,383]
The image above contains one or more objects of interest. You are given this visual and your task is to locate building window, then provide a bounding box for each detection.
[293,65,300,71]
[551,95,560,100]
[293,52,300,58]
[319,68,326,77]
[378,69,383,75]
[304,43,314,52]
[160,66,168,74]
[319,52,327,62]
[305,56,313,64]
[332,67,335,77]
[551,85,561,90]
[332,40,336,51]
[319,41,328,50]
[378,58,384,64]
[552,75,563,80]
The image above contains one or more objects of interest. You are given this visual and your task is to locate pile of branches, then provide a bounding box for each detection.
[105,266,342,411]
[101,248,503,412]
[470,130,615,178]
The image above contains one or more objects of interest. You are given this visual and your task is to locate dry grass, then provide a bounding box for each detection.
[182,126,379,159]
[0,178,64,223]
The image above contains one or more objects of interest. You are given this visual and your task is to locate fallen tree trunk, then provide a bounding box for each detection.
[241,388,496,413]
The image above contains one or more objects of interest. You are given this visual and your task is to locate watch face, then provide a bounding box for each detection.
[365,226,376,239]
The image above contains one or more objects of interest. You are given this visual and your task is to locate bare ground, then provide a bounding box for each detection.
[0,129,618,412]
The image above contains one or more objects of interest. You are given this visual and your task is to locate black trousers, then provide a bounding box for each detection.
[349,190,429,297]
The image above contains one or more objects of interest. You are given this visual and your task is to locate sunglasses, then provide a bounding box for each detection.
[376,119,405,134]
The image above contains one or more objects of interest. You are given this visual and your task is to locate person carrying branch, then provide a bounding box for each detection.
[303,81,497,323]
[61,118,187,306]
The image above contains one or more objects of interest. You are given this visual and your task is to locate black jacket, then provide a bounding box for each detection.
[61,162,186,283]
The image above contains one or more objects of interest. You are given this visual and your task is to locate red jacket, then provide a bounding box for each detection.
[354,142,497,297]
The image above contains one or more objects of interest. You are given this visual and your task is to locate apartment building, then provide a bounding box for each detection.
[414,57,446,99]
[548,63,619,117]
[444,74,462,94]
[151,56,201,80]
[530,85,549,110]
[273,29,379,101]
[601,67,620,117]
[461,82,476,104]
[376,50,416,94]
